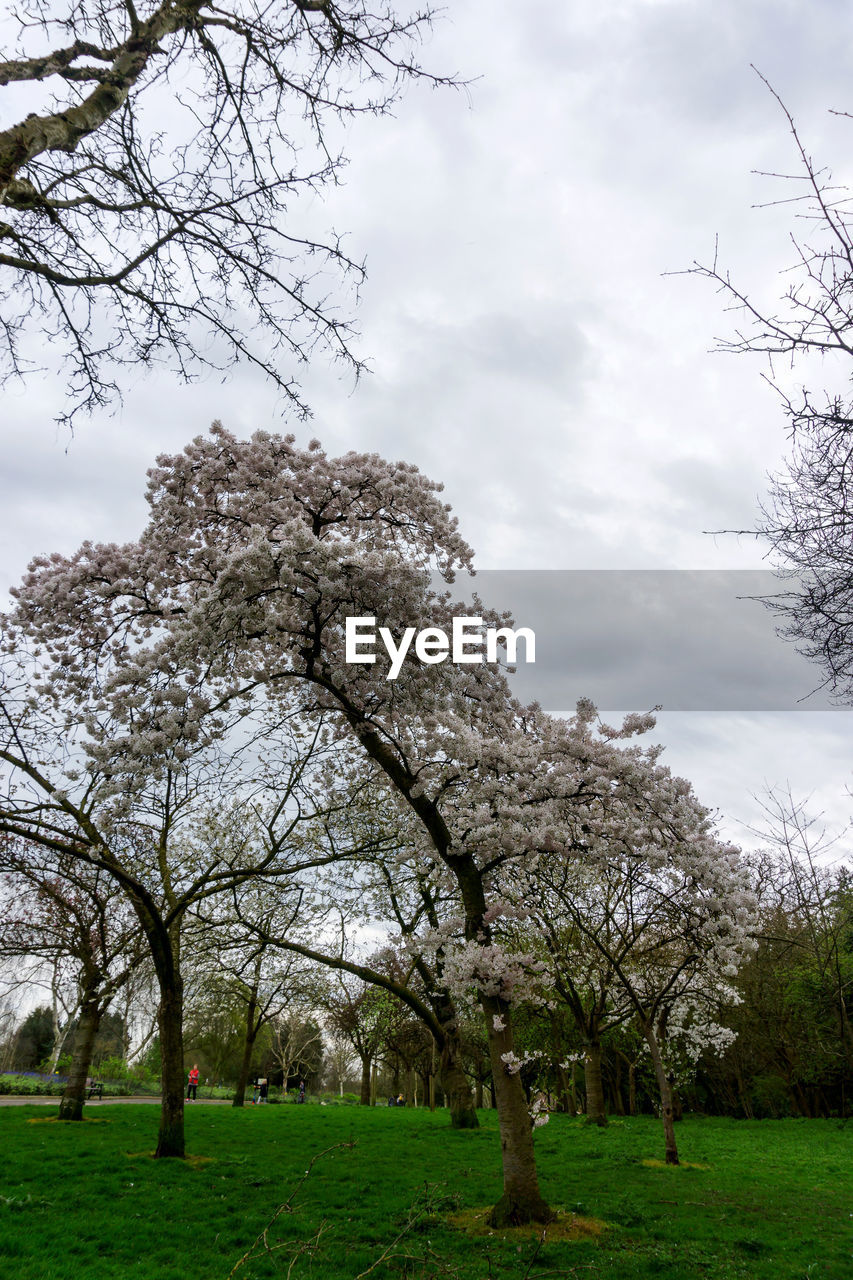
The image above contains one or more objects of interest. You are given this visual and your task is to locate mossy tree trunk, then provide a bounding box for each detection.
[584,1040,608,1127]
[483,995,554,1227]
[359,1055,371,1106]
[440,1035,478,1129]
[58,988,102,1121]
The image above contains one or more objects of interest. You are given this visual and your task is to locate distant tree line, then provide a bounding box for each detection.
[4,789,849,1122]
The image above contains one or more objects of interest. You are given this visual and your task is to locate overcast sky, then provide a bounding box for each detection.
[4,0,853,853]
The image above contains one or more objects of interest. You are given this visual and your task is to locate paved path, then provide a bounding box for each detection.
[0,1096,232,1106]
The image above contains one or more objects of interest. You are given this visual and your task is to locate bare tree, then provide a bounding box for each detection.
[269,1009,324,1093]
[0,841,146,1118]
[690,74,853,696]
[186,881,314,1106]
[0,0,456,422]
[323,971,399,1105]
[323,1026,357,1095]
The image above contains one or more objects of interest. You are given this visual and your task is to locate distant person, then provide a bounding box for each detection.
[258,1078,268,1104]
[396,1094,405,1107]
[298,1079,306,1104]
[186,1064,200,1101]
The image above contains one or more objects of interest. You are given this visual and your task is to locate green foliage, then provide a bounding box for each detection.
[96,1056,131,1083]
[0,1107,851,1279]
[0,1075,66,1097]
[749,1074,795,1120]
[11,1006,55,1071]
[136,1038,161,1080]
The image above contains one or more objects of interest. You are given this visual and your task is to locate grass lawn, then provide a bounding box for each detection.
[1,1104,850,1279]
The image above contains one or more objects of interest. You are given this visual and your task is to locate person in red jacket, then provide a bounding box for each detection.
[186,1064,200,1101]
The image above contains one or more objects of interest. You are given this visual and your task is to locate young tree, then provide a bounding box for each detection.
[0,843,146,1119]
[323,1028,357,1096]
[185,882,317,1106]
[0,1,456,421]
[323,973,400,1105]
[517,791,757,1164]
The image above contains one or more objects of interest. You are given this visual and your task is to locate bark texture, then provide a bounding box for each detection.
[359,1057,371,1106]
[583,1041,608,1127]
[58,993,102,1121]
[232,988,259,1108]
[440,1038,479,1129]
[483,998,554,1226]
[644,1022,679,1165]
[155,979,185,1158]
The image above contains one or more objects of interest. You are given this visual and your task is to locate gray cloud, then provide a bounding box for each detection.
[5,0,853,833]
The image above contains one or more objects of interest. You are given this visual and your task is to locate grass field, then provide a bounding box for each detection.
[1,1104,850,1279]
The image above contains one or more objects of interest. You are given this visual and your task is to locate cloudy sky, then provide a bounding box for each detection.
[4,0,853,853]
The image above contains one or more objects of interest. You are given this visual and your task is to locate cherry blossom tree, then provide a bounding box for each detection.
[511,763,758,1164]
[516,911,634,1128]
[3,425,555,1220]
[228,844,482,1126]
[0,1,456,421]
[0,649,357,1155]
[276,787,483,1126]
[3,425,729,1219]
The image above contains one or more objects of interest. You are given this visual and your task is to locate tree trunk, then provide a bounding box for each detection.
[155,977,185,1158]
[643,1022,678,1165]
[554,1062,572,1115]
[628,1062,637,1117]
[569,1060,579,1115]
[483,998,553,1227]
[359,1055,371,1106]
[232,990,259,1108]
[48,1001,75,1075]
[609,1058,625,1115]
[670,1077,683,1122]
[584,1041,607,1127]
[475,1076,484,1109]
[440,1036,479,1129]
[232,1029,257,1108]
[58,994,101,1121]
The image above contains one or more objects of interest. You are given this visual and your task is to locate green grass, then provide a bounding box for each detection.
[1,1105,851,1279]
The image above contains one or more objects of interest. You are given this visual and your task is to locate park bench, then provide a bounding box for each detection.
[86,1079,103,1100]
